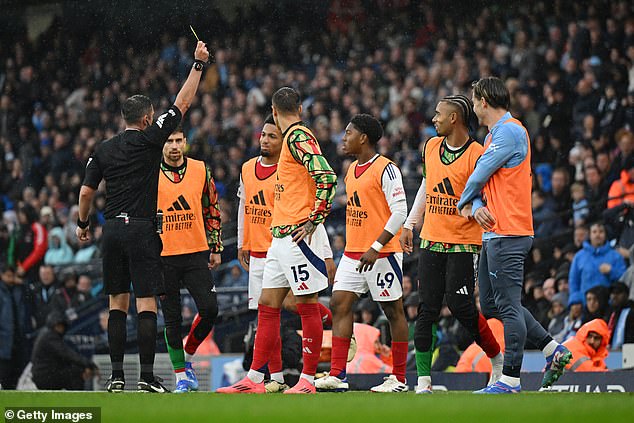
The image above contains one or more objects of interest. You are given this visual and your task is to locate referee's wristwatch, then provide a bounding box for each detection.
[193,60,205,71]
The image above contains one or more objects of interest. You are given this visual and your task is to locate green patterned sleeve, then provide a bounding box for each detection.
[287,129,337,224]
[202,164,223,253]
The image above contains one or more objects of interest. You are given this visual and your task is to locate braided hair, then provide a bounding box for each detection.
[441,95,472,125]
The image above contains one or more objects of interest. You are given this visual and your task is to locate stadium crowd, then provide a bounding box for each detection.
[1,0,634,388]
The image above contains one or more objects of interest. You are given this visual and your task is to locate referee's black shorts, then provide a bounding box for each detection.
[102,218,164,298]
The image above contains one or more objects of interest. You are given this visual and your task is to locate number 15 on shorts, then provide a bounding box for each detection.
[291,264,309,283]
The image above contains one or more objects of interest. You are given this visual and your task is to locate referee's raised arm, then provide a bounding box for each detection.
[173,41,210,116]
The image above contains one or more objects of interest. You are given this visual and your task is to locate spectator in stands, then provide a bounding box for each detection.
[554,297,584,344]
[403,293,418,345]
[525,282,551,329]
[0,265,31,390]
[547,292,569,338]
[44,227,74,266]
[401,274,413,300]
[532,189,562,238]
[39,206,56,232]
[607,282,634,349]
[607,155,634,209]
[619,245,634,302]
[31,311,97,390]
[549,167,572,227]
[31,264,58,329]
[607,129,634,184]
[571,182,590,227]
[584,165,608,223]
[562,318,610,372]
[0,222,9,266]
[76,274,93,298]
[555,265,571,295]
[543,278,557,302]
[603,177,634,256]
[331,233,345,266]
[220,261,248,288]
[573,225,589,250]
[10,204,47,282]
[582,285,611,324]
[50,271,90,314]
[569,222,626,306]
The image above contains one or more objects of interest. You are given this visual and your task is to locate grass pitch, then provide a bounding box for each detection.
[1,391,632,423]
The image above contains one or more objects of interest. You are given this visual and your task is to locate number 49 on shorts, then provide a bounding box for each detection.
[376,272,394,289]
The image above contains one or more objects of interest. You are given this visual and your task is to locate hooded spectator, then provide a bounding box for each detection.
[346,323,392,375]
[30,311,97,390]
[455,318,505,375]
[563,318,610,372]
[44,227,74,266]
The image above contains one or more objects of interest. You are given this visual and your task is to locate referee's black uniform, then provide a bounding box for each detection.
[83,106,182,297]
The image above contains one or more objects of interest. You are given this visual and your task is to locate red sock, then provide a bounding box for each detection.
[391,341,408,383]
[319,303,333,327]
[268,335,283,374]
[251,304,281,372]
[330,336,351,378]
[477,313,501,358]
[296,303,323,376]
[184,313,203,355]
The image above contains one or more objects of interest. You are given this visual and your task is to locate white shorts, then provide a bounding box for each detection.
[247,255,266,310]
[262,223,329,296]
[333,253,403,302]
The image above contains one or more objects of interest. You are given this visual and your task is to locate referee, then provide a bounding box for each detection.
[76,41,210,393]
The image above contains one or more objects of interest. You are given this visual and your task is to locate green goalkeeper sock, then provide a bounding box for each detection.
[164,328,186,371]
[415,322,438,376]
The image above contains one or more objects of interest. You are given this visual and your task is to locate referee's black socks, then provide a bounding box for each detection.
[108,309,127,379]
[138,310,158,383]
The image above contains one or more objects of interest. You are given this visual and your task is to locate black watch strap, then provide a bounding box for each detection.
[193,60,205,71]
[77,218,90,229]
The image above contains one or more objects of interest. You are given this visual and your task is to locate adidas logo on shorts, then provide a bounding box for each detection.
[379,289,390,297]
[297,282,309,291]
[455,286,469,295]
